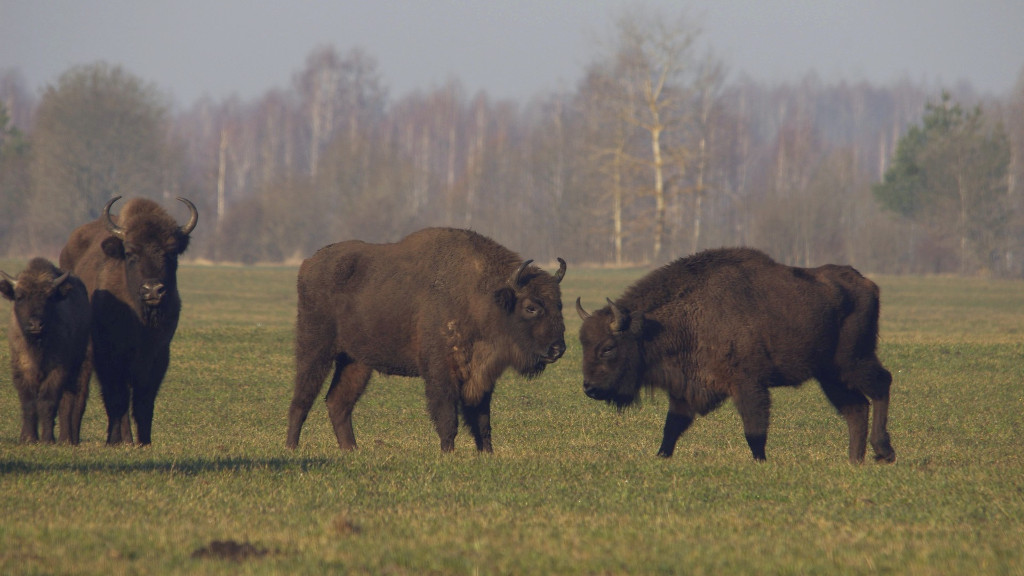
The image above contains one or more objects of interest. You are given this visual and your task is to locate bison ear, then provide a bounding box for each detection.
[174,230,191,255]
[0,277,13,301]
[55,276,75,300]
[493,286,517,314]
[101,236,125,260]
[629,312,645,337]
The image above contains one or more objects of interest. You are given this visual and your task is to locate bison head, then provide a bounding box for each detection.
[576,297,646,408]
[494,258,567,376]
[0,258,74,342]
[101,196,198,317]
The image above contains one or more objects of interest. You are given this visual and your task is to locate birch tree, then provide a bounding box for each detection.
[587,6,706,262]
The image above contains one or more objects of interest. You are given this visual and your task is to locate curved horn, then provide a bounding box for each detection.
[176,197,199,235]
[51,269,70,288]
[0,270,16,289]
[575,297,591,321]
[607,298,627,333]
[509,259,533,289]
[104,196,126,239]
[554,257,567,283]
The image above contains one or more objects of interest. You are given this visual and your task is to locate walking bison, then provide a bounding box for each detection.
[1,258,91,444]
[59,196,198,445]
[576,247,895,463]
[287,227,568,453]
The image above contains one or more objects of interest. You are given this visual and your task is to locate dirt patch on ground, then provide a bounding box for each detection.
[192,539,269,561]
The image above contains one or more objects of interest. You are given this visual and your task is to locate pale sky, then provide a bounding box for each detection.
[2,0,1022,109]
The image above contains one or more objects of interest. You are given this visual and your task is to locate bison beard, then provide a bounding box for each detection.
[577,247,896,464]
[286,227,567,453]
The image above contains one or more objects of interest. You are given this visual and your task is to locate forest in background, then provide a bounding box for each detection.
[2,8,1022,275]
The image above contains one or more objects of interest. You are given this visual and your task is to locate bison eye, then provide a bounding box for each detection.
[599,345,616,359]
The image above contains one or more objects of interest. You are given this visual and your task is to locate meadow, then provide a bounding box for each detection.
[0,260,1022,575]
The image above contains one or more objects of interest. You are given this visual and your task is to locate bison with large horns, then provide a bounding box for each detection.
[576,247,895,464]
[1,258,91,444]
[59,196,198,445]
[287,227,567,453]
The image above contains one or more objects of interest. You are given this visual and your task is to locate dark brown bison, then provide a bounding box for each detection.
[59,196,198,445]
[1,258,91,444]
[576,247,895,464]
[287,227,567,453]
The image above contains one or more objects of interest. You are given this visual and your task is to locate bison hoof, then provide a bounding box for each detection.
[874,450,896,464]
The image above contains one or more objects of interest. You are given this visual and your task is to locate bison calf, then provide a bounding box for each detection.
[287,227,567,453]
[1,258,91,444]
[577,247,895,464]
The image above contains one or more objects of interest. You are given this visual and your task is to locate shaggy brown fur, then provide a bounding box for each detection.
[577,247,895,464]
[1,258,90,443]
[287,227,567,453]
[59,196,197,445]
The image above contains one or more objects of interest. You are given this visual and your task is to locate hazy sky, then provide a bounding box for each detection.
[2,0,1022,109]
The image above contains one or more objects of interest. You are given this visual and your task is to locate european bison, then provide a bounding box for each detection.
[59,196,198,445]
[576,247,895,464]
[1,258,91,444]
[287,227,567,453]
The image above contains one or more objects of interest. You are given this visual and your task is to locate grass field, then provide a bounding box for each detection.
[0,259,1022,575]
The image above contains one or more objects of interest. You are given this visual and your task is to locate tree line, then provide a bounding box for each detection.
[2,8,1022,275]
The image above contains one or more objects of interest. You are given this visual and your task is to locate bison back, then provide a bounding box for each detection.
[639,249,868,389]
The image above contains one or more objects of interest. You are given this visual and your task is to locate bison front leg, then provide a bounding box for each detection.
[15,383,40,443]
[324,361,372,451]
[35,389,60,444]
[657,397,695,458]
[131,350,170,446]
[96,360,131,445]
[425,371,460,453]
[462,390,493,453]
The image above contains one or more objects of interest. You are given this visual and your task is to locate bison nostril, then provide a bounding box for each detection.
[141,283,165,300]
[551,344,565,359]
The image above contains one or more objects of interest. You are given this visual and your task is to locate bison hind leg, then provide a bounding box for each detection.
[733,385,771,461]
[287,344,340,449]
[864,364,895,463]
[829,359,896,464]
[324,360,372,451]
[817,370,874,463]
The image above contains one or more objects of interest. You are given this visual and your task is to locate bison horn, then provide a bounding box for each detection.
[607,298,627,333]
[52,270,70,288]
[575,297,591,321]
[510,259,533,289]
[177,197,199,235]
[555,258,567,283]
[0,270,16,289]
[103,196,126,239]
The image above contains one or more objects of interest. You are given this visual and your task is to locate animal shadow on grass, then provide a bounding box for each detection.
[0,456,335,475]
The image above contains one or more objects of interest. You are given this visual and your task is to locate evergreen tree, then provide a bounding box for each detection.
[874,92,1011,274]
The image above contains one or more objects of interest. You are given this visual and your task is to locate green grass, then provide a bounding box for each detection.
[1,260,1022,575]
